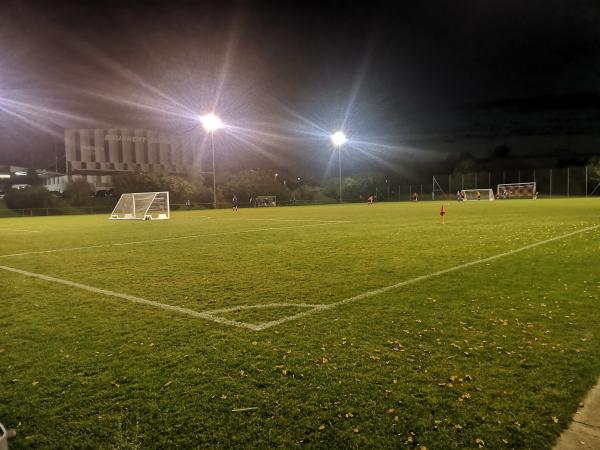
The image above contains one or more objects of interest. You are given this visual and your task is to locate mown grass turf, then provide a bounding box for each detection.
[1,199,599,448]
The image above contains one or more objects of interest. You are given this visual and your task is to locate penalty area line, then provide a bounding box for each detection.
[0,264,261,331]
[254,224,600,331]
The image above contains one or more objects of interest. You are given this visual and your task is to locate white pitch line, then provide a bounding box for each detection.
[253,224,600,330]
[3,224,596,332]
[222,218,351,223]
[0,264,261,331]
[0,221,347,259]
[205,303,326,315]
[0,228,40,233]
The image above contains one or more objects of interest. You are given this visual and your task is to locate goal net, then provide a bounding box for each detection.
[110,192,170,220]
[460,189,495,201]
[496,182,536,199]
[254,195,276,207]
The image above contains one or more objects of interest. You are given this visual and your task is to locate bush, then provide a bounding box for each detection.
[4,186,56,209]
[63,179,94,206]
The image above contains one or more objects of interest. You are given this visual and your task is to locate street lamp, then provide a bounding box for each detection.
[199,113,223,209]
[331,131,347,203]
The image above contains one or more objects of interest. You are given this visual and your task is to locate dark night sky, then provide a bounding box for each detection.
[1,0,599,174]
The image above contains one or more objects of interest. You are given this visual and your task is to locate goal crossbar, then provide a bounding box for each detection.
[460,189,495,201]
[254,195,276,207]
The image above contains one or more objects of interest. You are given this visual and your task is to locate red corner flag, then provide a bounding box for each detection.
[440,205,446,223]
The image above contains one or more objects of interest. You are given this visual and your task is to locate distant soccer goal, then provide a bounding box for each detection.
[110,192,170,220]
[461,189,495,201]
[255,195,276,207]
[497,182,536,199]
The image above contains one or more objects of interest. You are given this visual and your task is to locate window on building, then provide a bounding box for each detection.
[118,147,123,163]
[74,132,80,160]
[90,150,96,162]
[143,139,149,164]
[104,147,109,162]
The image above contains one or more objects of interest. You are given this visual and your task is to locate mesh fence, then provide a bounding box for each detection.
[393,166,599,201]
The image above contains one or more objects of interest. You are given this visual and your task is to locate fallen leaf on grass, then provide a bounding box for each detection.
[318,424,326,430]
[552,416,559,424]
[163,380,172,387]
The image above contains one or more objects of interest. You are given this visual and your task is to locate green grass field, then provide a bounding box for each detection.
[1,199,599,449]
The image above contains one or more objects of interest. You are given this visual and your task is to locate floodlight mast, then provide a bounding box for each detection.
[200,113,223,209]
[331,131,347,203]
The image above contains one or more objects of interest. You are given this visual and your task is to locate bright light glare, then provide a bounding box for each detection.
[199,113,223,132]
[331,131,347,147]
[14,171,27,176]
[0,174,10,179]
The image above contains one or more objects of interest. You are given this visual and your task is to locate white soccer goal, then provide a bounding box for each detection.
[254,195,276,207]
[497,182,536,199]
[110,192,170,220]
[460,189,495,201]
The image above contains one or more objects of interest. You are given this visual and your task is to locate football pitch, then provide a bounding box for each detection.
[1,199,599,448]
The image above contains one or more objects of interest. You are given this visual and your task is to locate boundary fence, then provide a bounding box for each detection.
[397,166,599,201]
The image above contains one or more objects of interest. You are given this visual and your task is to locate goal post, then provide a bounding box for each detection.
[496,182,536,199]
[110,192,170,220]
[460,189,495,201]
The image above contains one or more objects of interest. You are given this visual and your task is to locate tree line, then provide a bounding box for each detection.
[1,169,397,210]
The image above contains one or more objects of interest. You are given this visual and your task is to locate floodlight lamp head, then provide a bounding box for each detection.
[200,113,223,132]
[331,131,347,147]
